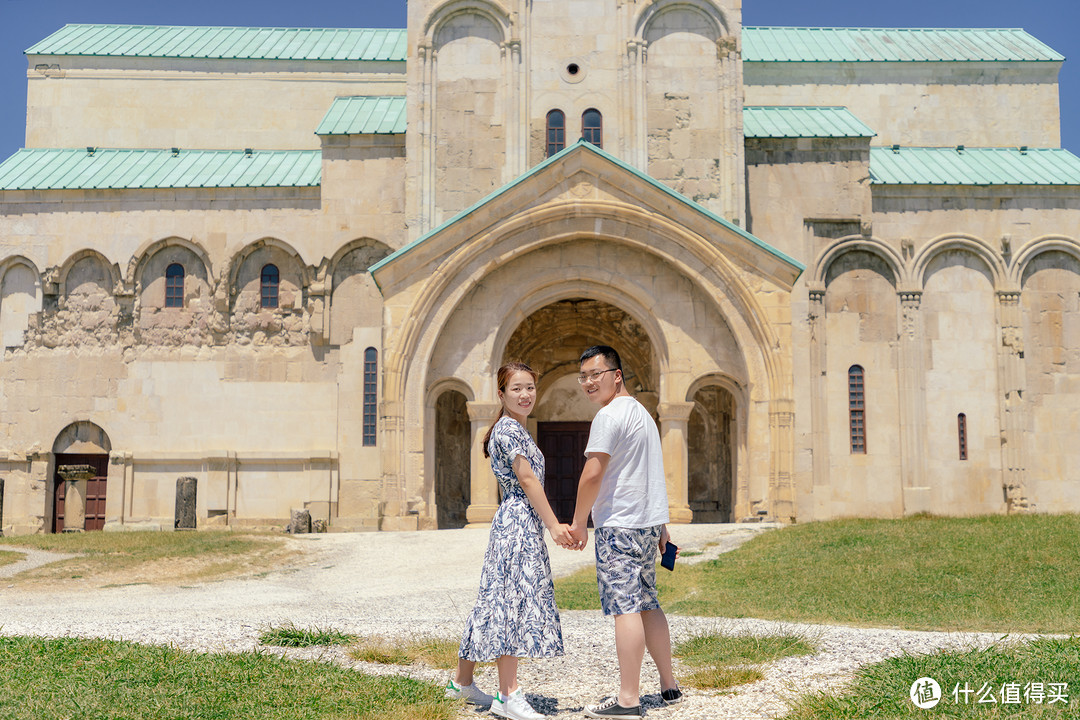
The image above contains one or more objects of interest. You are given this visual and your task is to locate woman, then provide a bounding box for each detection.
[446,362,575,720]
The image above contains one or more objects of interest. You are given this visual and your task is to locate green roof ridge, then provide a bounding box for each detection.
[869,146,1080,185]
[26,24,407,61]
[744,106,876,138]
[743,26,1063,63]
[0,148,322,190]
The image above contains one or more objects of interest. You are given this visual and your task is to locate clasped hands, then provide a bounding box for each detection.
[550,522,588,551]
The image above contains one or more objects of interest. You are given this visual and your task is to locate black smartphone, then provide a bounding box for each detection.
[660,541,678,571]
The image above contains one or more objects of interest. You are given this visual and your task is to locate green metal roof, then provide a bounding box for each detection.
[869,147,1080,185]
[315,96,406,135]
[370,139,804,279]
[744,106,875,138]
[0,148,322,190]
[26,24,406,61]
[743,27,1063,63]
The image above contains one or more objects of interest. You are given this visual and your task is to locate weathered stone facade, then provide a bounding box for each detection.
[1,0,1078,535]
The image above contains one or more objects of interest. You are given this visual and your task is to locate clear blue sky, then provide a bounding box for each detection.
[0,0,1076,158]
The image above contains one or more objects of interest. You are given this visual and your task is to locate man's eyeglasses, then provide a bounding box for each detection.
[577,368,617,384]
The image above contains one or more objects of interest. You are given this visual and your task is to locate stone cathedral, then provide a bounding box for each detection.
[1,0,1079,535]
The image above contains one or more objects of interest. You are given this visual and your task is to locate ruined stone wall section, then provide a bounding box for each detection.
[330,240,392,347]
[228,243,308,347]
[136,243,221,347]
[432,13,506,227]
[644,9,725,214]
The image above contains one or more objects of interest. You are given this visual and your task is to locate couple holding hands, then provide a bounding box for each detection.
[445,346,682,720]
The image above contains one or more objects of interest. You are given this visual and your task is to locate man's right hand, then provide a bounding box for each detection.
[568,523,588,551]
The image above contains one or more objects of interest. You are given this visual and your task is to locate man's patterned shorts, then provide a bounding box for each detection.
[594,525,662,616]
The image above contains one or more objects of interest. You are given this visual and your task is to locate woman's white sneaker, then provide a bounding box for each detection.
[490,688,544,720]
[444,678,493,706]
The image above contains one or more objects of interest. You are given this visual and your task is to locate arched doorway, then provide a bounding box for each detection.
[51,422,111,532]
[507,298,657,523]
[434,390,471,528]
[688,385,736,522]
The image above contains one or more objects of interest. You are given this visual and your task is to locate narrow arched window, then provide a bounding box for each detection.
[582,108,602,148]
[260,264,279,309]
[957,413,968,460]
[848,365,866,454]
[363,347,378,446]
[546,109,566,157]
[164,263,185,308]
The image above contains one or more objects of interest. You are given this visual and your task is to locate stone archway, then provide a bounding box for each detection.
[51,422,112,533]
[688,385,736,522]
[508,298,658,522]
[434,390,471,528]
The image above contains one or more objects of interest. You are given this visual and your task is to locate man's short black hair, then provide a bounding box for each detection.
[580,345,622,372]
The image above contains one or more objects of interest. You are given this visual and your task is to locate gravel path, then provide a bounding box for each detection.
[0,524,1020,719]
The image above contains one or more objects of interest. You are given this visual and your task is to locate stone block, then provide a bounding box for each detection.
[288,507,312,534]
[174,476,197,530]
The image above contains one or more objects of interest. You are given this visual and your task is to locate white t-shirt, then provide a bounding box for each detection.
[584,395,670,528]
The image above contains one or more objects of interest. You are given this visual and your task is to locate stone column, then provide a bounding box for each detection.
[768,398,796,522]
[997,291,1031,512]
[807,288,829,493]
[625,39,647,169]
[175,477,197,530]
[57,464,93,533]
[658,401,695,524]
[898,291,931,514]
[465,402,502,526]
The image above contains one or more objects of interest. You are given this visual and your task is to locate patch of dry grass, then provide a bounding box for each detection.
[349,636,460,670]
[0,530,300,587]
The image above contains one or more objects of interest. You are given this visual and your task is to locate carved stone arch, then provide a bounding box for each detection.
[686,371,746,406]
[427,376,477,405]
[635,0,730,43]
[810,235,906,293]
[1011,234,1080,287]
[328,238,393,345]
[685,371,742,522]
[426,376,476,529]
[127,236,214,290]
[227,237,313,296]
[329,237,394,287]
[52,420,113,454]
[388,201,782,408]
[912,234,1008,291]
[423,0,511,45]
[490,279,672,402]
[0,256,43,349]
[0,255,42,281]
[57,249,122,296]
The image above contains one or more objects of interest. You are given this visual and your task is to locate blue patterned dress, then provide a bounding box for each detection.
[458,415,564,660]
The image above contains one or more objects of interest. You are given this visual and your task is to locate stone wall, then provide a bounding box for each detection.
[25,55,405,151]
[745,61,1062,148]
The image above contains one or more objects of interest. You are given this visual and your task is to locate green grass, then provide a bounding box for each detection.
[348,636,460,670]
[259,624,358,648]
[0,530,294,585]
[674,632,815,689]
[0,635,457,720]
[555,515,1080,633]
[0,549,24,567]
[787,637,1080,718]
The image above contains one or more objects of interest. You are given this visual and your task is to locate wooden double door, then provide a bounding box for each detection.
[52,453,109,533]
[537,422,590,525]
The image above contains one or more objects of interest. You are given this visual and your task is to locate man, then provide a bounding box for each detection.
[569,345,682,719]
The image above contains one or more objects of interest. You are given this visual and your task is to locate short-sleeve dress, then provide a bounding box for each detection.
[457,415,564,660]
